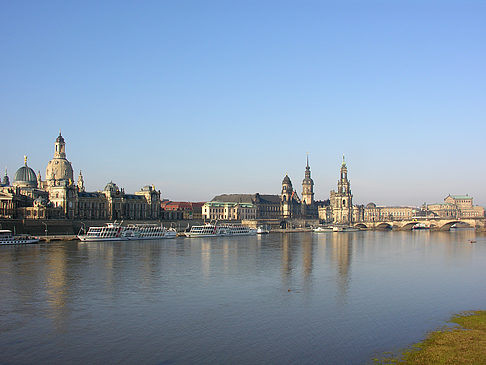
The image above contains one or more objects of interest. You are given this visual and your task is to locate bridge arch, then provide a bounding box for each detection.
[439,220,472,231]
[354,223,368,229]
[376,222,392,230]
[400,222,422,231]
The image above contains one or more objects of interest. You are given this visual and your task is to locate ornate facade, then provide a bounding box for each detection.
[1,132,162,220]
[329,157,354,224]
[426,195,484,218]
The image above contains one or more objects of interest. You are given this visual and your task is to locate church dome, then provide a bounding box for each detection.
[13,158,37,188]
[46,158,74,182]
[366,202,377,209]
[104,181,119,192]
[282,175,292,185]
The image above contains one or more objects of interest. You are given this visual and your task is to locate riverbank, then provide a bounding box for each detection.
[374,310,486,364]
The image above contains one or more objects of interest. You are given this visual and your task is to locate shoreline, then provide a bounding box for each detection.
[373,310,486,364]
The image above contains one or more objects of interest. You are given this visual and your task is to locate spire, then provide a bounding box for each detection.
[342,155,346,166]
[2,168,9,187]
[78,170,85,192]
[304,154,311,180]
[24,155,28,166]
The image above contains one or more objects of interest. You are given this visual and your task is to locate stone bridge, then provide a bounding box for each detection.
[354,218,486,231]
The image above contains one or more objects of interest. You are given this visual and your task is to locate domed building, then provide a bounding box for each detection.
[13,156,37,188]
[44,132,77,218]
[45,132,74,187]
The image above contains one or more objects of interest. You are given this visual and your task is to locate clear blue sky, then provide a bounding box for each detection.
[2,1,485,206]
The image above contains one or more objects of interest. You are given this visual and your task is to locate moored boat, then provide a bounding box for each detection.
[332,226,360,232]
[314,226,333,232]
[257,225,270,234]
[78,222,176,241]
[0,230,40,245]
[185,222,256,238]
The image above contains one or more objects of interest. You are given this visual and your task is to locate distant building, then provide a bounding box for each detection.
[211,194,281,219]
[328,157,360,224]
[160,201,205,220]
[426,195,484,218]
[363,203,417,222]
[202,201,257,220]
[1,132,162,220]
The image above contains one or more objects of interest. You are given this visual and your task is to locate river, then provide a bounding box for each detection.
[1,230,485,364]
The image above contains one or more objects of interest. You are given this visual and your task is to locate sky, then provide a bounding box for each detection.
[1,1,485,206]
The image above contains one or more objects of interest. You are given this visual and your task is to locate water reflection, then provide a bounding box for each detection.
[46,246,69,330]
[0,231,485,365]
[331,233,353,304]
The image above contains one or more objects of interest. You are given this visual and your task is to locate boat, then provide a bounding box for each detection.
[122,224,177,240]
[77,222,177,242]
[412,223,430,230]
[0,230,40,245]
[185,222,256,238]
[257,225,270,234]
[332,226,360,232]
[313,226,333,232]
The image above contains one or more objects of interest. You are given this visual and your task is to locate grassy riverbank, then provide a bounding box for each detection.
[374,310,486,364]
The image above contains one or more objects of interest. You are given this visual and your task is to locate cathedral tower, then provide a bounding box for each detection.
[46,131,74,186]
[281,174,293,218]
[301,155,314,206]
[330,156,353,224]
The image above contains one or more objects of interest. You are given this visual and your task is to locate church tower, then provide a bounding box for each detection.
[330,156,353,224]
[301,155,314,206]
[2,168,10,187]
[54,130,66,158]
[281,174,293,219]
[45,131,76,218]
[78,171,85,192]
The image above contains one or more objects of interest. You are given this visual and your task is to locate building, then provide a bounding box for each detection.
[160,201,205,220]
[363,203,417,222]
[301,155,318,219]
[211,193,281,219]
[202,201,257,220]
[329,157,354,224]
[2,132,163,220]
[427,195,484,218]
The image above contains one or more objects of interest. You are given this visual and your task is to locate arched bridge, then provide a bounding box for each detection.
[355,218,485,231]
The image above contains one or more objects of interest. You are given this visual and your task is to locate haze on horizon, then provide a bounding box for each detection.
[2,1,485,207]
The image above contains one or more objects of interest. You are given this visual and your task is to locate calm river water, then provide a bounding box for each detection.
[1,230,485,364]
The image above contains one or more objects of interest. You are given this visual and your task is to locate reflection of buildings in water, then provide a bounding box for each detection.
[302,233,314,279]
[330,233,353,303]
[46,245,68,330]
[281,233,293,277]
[140,242,163,289]
[201,242,211,279]
[223,241,230,274]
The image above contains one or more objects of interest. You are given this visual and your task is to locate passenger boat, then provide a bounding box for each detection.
[332,226,360,232]
[257,225,270,234]
[0,230,40,245]
[313,226,333,232]
[123,224,177,240]
[78,222,177,242]
[185,222,256,238]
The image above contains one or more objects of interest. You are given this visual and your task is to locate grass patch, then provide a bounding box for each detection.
[373,310,486,364]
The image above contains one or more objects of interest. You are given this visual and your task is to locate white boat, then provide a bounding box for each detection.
[0,230,40,245]
[78,222,176,242]
[185,222,256,238]
[314,226,333,232]
[257,226,270,234]
[122,224,177,240]
[332,226,360,232]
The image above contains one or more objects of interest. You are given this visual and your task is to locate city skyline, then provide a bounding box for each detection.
[2,1,485,206]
